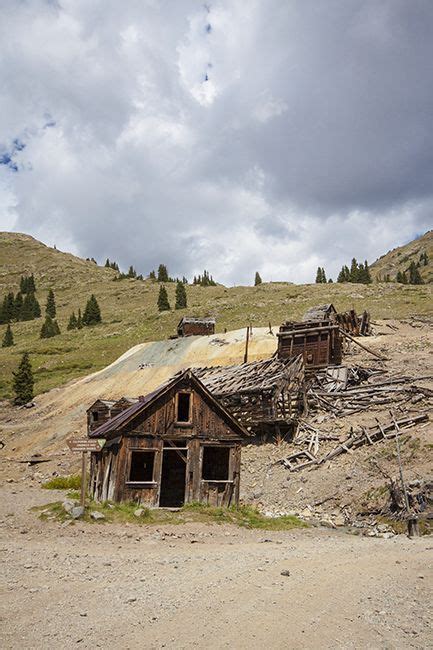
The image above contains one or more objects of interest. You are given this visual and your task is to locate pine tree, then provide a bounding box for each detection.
[149,270,156,281]
[349,258,359,283]
[32,294,41,318]
[28,274,36,292]
[328,278,333,283]
[408,261,423,285]
[2,323,14,347]
[82,295,102,326]
[77,308,83,329]
[127,265,137,278]
[364,260,372,284]
[254,272,262,286]
[46,289,56,318]
[157,264,169,282]
[157,285,170,311]
[20,274,36,294]
[105,258,111,268]
[1,292,15,322]
[315,267,322,283]
[13,292,23,321]
[321,268,327,283]
[337,265,349,282]
[67,312,78,330]
[13,352,34,405]
[175,281,187,309]
[40,315,59,338]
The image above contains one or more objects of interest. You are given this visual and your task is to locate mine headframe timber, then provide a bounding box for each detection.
[193,355,305,439]
[277,319,343,369]
[177,317,216,337]
[87,370,250,508]
[302,303,371,336]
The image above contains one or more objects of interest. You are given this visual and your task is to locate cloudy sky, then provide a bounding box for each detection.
[1,1,432,284]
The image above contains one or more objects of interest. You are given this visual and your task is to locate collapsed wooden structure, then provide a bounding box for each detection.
[194,355,305,438]
[281,412,429,471]
[177,317,216,337]
[302,303,371,336]
[87,370,249,507]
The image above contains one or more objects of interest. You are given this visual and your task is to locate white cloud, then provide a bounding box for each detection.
[0,0,432,284]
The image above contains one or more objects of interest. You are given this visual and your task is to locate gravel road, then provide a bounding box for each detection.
[0,484,432,649]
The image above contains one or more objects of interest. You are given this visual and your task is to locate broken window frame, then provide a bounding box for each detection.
[175,391,193,425]
[126,449,158,485]
[201,444,234,483]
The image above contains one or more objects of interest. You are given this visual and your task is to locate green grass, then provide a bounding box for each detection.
[34,499,306,530]
[42,474,81,490]
[1,231,432,399]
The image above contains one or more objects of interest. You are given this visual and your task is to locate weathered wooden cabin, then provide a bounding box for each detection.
[277,320,342,369]
[88,370,249,507]
[193,355,304,439]
[177,317,216,337]
[86,399,115,433]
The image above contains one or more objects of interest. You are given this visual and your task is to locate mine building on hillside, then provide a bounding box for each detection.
[87,370,249,508]
[177,317,216,337]
[277,320,342,369]
[194,355,304,439]
[302,304,337,322]
[87,399,116,433]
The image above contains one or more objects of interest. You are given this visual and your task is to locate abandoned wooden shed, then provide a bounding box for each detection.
[88,370,249,507]
[87,399,115,433]
[277,320,342,369]
[177,317,216,337]
[193,355,305,439]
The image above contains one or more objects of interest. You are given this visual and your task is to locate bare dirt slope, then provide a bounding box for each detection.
[0,484,432,650]
[0,327,276,461]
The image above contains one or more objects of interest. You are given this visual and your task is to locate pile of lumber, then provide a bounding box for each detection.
[308,374,433,417]
[280,412,429,471]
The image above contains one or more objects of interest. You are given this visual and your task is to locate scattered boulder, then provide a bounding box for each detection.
[90,511,105,521]
[134,508,145,518]
[70,506,85,519]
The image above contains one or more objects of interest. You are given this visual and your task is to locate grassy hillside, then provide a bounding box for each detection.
[371,230,433,283]
[0,231,432,400]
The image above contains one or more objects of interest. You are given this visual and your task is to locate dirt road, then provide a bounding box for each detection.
[0,484,431,649]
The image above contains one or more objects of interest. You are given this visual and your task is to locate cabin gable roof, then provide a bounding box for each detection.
[89,370,250,440]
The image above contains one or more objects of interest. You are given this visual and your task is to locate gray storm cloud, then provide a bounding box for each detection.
[0,0,432,284]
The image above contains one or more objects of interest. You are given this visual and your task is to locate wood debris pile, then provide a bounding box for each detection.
[281,412,429,471]
[307,368,433,417]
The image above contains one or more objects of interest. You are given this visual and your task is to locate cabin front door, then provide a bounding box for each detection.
[158,443,187,507]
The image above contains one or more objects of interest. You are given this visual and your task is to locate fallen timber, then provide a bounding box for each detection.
[280,412,430,471]
[307,371,433,417]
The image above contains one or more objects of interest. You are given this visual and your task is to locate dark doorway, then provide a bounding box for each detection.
[159,449,187,507]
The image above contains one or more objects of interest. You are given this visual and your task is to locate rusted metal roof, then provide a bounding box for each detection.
[178,317,216,326]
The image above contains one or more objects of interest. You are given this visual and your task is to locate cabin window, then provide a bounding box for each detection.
[202,446,231,481]
[306,334,319,343]
[176,392,191,423]
[91,411,99,422]
[128,451,155,483]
